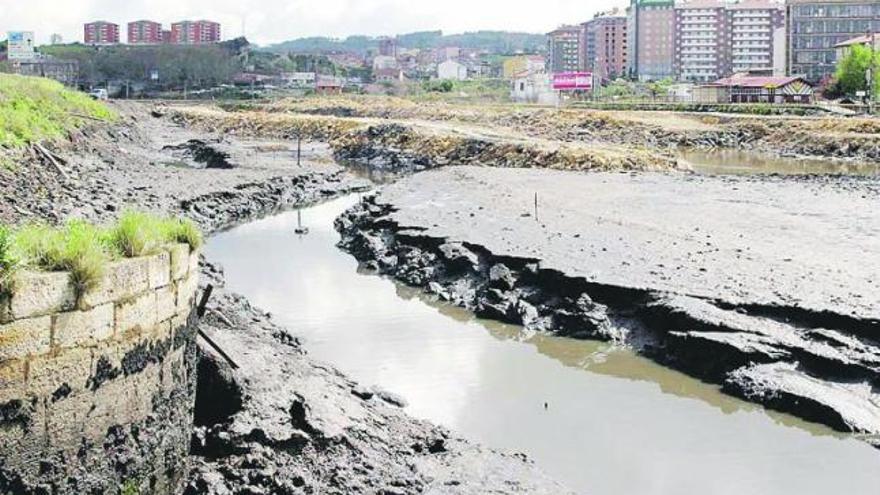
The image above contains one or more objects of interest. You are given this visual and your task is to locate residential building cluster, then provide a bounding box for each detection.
[546,0,880,85]
[83,19,221,45]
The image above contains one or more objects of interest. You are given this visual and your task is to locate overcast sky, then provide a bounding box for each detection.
[2,0,626,46]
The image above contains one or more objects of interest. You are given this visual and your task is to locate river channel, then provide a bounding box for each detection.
[205,194,880,495]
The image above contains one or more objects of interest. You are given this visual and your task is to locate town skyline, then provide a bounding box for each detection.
[1,0,627,46]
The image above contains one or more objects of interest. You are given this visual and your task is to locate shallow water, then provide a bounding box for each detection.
[206,195,880,495]
[680,149,880,176]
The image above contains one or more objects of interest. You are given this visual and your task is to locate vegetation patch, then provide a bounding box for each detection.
[0,213,202,298]
[0,73,115,149]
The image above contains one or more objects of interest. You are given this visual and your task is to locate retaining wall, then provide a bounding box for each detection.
[0,244,200,494]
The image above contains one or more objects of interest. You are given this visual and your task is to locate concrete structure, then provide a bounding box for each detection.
[511,71,558,104]
[835,34,880,60]
[710,74,814,102]
[0,245,200,493]
[378,37,399,57]
[171,20,220,44]
[128,20,163,44]
[627,0,676,80]
[583,11,629,82]
[84,21,119,45]
[13,58,79,85]
[375,67,405,82]
[547,25,586,73]
[438,59,468,81]
[372,55,399,71]
[502,55,546,79]
[674,0,786,82]
[786,0,880,82]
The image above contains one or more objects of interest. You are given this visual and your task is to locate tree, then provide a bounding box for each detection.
[833,44,880,98]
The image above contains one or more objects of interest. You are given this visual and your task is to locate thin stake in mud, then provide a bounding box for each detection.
[195,285,240,370]
[297,133,302,167]
[534,192,539,222]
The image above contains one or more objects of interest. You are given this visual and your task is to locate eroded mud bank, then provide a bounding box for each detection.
[334,168,880,447]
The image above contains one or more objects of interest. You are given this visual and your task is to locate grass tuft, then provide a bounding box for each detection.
[3,213,202,298]
[110,211,167,258]
[13,221,113,295]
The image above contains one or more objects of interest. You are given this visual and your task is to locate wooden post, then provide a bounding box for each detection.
[297,134,302,167]
[534,192,539,222]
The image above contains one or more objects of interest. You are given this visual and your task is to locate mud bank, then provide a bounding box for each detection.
[167,106,679,174]
[186,262,570,495]
[335,167,880,446]
[257,96,880,164]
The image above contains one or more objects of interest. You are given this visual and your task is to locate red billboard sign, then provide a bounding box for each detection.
[552,72,593,91]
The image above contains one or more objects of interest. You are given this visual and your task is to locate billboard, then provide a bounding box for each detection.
[552,72,593,91]
[7,31,36,60]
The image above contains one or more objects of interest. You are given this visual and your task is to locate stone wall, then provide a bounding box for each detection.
[0,244,200,494]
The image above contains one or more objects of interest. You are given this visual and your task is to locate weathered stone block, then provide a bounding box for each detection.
[53,304,114,349]
[0,294,11,324]
[176,274,198,315]
[148,252,172,290]
[26,346,94,398]
[9,271,75,320]
[116,291,157,338]
[188,250,200,277]
[0,359,26,404]
[169,244,191,281]
[156,286,177,324]
[81,257,150,309]
[0,316,52,361]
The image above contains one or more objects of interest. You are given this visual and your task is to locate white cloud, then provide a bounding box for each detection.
[1,0,625,45]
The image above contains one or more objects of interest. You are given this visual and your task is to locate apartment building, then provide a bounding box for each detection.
[674,0,785,82]
[547,25,586,72]
[128,20,163,44]
[583,11,628,81]
[84,21,120,45]
[628,0,676,80]
[786,0,880,82]
[675,1,727,82]
[170,20,221,44]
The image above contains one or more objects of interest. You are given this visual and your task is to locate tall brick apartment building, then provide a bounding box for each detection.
[128,20,163,44]
[583,11,628,82]
[171,20,221,44]
[84,21,120,45]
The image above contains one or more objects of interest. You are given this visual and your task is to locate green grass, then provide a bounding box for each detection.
[1,213,202,298]
[0,73,116,149]
[110,211,203,258]
[0,225,17,297]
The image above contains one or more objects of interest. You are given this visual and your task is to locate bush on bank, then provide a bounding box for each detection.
[0,212,202,298]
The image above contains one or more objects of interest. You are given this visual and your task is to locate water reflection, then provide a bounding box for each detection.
[679,149,880,176]
[206,195,880,495]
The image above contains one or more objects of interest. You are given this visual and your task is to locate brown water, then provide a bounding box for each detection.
[680,149,880,176]
[205,195,880,495]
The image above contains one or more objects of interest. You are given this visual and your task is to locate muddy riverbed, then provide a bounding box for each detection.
[206,195,880,495]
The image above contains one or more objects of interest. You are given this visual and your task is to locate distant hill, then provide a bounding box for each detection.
[264,30,547,55]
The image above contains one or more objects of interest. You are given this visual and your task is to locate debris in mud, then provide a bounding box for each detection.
[162,139,237,169]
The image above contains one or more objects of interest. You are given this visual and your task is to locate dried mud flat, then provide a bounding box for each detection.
[337,166,880,446]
